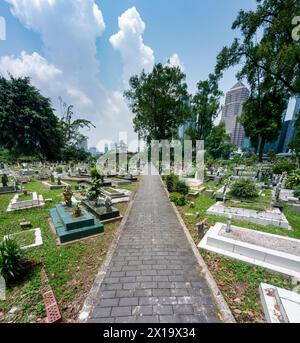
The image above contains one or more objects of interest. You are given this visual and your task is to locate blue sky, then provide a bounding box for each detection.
[0,0,257,148]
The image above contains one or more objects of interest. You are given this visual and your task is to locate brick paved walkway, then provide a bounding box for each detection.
[88,174,221,323]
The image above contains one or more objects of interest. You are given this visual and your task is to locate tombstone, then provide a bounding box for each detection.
[0,275,5,300]
[1,174,8,187]
[226,215,232,233]
[196,221,206,240]
[105,196,113,213]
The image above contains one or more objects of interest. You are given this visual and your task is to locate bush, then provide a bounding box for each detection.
[230,179,259,199]
[55,166,63,174]
[164,174,189,195]
[287,169,300,189]
[0,239,24,283]
[169,192,187,206]
[90,167,100,180]
[294,188,300,198]
[273,160,296,175]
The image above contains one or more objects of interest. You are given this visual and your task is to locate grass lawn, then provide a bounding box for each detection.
[7,230,36,248]
[225,188,273,212]
[0,178,139,323]
[18,193,33,202]
[172,181,299,323]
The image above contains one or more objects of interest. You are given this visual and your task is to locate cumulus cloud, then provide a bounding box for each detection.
[110,6,154,84]
[166,53,184,71]
[3,0,137,147]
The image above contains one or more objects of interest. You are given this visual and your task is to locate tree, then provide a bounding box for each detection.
[124,63,190,143]
[0,76,63,160]
[215,0,295,160]
[58,97,95,161]
[58,97,95,148]
[206,123,235,160]
[241,84,288,160]
[186,74,222,141]
[215,0,300,95]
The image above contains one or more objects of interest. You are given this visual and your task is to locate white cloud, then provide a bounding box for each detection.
[0,51,62,82]
[166,53,184,71]
[110,6,154,84]
[3,0,138,147]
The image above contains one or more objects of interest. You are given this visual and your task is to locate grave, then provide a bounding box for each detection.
[207,202,291,229]
[42,180,69,190]
[260,283,300,323]
[4,228,43,250]
[82,197,122,223]
[198,222,300,278]
[7,192,45,212]
[50,187,103,244]
[101,187,130,203]
[0,174,19,194]
[108,178,132,187]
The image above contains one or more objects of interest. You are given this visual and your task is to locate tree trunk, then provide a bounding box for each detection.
[258,136,266,162]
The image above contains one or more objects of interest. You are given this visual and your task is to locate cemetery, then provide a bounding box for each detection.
[0,162,140,323]
[1,0,300,327]
[169,160,300,323]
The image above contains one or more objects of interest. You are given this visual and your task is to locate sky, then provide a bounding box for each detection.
[0,0,257,151]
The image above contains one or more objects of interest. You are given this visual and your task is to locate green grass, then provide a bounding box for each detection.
[0,179,140,323]
[18,193,32,202]
[225,189,273,212]
[173,181,300,323]
[7,230,36,247]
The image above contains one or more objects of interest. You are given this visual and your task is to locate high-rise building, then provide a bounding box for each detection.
[78,138,88,152]
[221,81,249,149]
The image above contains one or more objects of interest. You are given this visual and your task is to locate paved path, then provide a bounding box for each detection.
[89,174,221,323]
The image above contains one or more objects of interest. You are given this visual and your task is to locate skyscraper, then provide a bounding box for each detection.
[221,81,249,149]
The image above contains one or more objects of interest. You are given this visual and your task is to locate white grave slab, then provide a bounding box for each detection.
[4,228,43,250]
[260,283,300,323]
[198,223,300,278]
[207,202,291,229]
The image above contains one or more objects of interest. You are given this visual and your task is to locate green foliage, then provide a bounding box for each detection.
[124,63,190,142]
[0,238,23,283]
[63,186,73,207]
[0,76,63,160]
[1,174,8,187]
[273,160,296,175]
[287,169,300,189]
[214,0,299,159]
[206,123,235,160]
[55,166,63,174]
[294,188,300,199]
[90,167,100,180]
[169,192,187,206]
[73,204,82,218]
[230,179,259,199]
[164,174,189,195]
[186,74,222,141]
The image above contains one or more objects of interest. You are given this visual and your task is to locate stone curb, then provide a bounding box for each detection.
[77,181,141,323]
[159,176,236,323]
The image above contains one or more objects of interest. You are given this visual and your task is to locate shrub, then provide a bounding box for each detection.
[0,239,24,283]
[230,179,259,199]
[294,188,300,198]
[273,160,296,175]
[90,167,100,180]
[287,169,300,189]
[169,192,187,206]
[55,166,63,174]
[165,174,177,193]
[165,174,189,195]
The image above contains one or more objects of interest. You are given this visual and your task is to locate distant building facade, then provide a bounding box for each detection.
[264,96,300,154]
[221,81,250,149]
